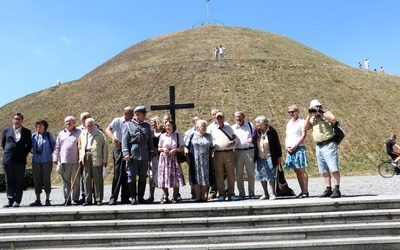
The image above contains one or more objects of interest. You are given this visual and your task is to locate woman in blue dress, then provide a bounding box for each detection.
[249,115,282,200]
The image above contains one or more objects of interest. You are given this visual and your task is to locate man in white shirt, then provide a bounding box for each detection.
[364,58,370,70]
[106,107,134,205]
[209,112,238,201]
[231,111,255,199]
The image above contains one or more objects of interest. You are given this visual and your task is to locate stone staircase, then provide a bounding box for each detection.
[1,196,400,249]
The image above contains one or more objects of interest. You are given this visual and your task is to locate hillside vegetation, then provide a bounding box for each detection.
[1,25,399,182]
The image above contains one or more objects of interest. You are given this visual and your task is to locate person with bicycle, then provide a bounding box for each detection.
[385,134,400,172]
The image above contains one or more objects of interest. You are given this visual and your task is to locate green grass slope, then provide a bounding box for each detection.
[1,25,399,180]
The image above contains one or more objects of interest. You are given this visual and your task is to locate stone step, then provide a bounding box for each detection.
[40,236,400,250]
[2,222,400,249]
[1,209,400,235]
[1,196,399,223]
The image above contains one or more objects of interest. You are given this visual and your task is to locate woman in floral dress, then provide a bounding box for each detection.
[249,115,282,200]
[157,120,186,203]
[186,120,214,202]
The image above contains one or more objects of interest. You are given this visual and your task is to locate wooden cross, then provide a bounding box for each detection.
[150,85,195,122]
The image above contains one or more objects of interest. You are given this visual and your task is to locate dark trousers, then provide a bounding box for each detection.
[3,163,26,204]
[126,159,147,201]
[110,148,130,202]
[32,161,52,194]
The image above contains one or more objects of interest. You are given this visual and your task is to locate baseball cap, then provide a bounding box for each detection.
[309,100,322,108]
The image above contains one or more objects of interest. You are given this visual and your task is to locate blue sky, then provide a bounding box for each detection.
[1,0,399,107]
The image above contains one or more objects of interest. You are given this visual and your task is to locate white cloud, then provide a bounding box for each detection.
[32,47,42,56]
[62,37,71,44]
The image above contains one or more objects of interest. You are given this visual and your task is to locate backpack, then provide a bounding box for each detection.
[332,121,345,145]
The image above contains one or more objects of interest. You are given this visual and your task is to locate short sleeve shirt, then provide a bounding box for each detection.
[309,111,335,143]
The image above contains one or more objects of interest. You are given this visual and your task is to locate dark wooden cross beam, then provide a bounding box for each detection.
[150,85,195,122]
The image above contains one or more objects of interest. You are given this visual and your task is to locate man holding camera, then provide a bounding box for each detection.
[305,100,341,198]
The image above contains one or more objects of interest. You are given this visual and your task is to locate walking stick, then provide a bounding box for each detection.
[65,162,83,206]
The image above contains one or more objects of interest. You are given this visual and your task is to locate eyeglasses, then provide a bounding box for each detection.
[83,116,90,119]
[288,111,297,114]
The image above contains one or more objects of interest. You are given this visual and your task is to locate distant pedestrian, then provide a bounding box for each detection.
[380,66,385,73]
[219,45,225,60]
[2,113,32,208]
[214,47,219,61]
[358,61,362,69]
[364,58,370,70]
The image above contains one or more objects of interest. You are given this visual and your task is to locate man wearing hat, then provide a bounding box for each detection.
[209,111,239,201]
[122,106,155,204]
[305,100,341,198]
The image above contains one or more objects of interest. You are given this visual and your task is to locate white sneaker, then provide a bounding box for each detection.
[269,195,277,200]
[259,195,269,200]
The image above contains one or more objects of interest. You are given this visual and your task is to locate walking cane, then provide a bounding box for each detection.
[65,162,83,206]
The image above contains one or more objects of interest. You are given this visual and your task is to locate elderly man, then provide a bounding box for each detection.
[53,116,81,205]
[231,111,255,199]
[209,112,238,201]
[106,106,134,205]
[122,106,154,205]
[305,99,341,198]
[1,113,32,208]
[76,111,91,203]
[78,118,108,206]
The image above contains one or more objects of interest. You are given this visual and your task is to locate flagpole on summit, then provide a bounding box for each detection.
[206,0,210,23]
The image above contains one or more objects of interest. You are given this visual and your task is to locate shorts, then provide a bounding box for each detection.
[316,141,339,173]
[388,152,400,161]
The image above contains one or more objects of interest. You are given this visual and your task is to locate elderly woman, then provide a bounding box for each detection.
[249,115,282,200]
[78,118,108,206]
[30,119,56,206]
[186,120,214,202]
[284,105,309,198]
[157,120,186,203]
[146,116,165,203]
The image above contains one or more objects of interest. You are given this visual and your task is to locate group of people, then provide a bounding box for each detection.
[1,99,343,208]
[357,58,384,73]
[213,45,225,61]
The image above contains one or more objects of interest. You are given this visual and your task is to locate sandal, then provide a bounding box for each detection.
[160,197,169,204]
[302,192,309,198]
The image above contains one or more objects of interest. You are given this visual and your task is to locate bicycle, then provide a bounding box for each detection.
[378,160,397,178]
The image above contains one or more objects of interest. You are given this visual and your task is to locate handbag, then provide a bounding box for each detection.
[332,121,345,145]
[275,164,295,197]
[176,133,187,164]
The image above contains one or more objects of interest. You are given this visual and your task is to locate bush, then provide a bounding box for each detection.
[0,168,35,192]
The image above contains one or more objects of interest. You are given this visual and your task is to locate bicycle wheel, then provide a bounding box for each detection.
[378,161,396,178]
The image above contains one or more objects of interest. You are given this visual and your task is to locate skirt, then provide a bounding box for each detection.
[284,146,309,170]
[255,157,276,181]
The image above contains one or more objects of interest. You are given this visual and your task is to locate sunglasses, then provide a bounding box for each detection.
[288,111,297,114]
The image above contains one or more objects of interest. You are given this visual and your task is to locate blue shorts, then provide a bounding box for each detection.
[316,141,339,173]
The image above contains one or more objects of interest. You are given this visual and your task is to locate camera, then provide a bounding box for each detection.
[308,106,323,113]
[308,108,317,113]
